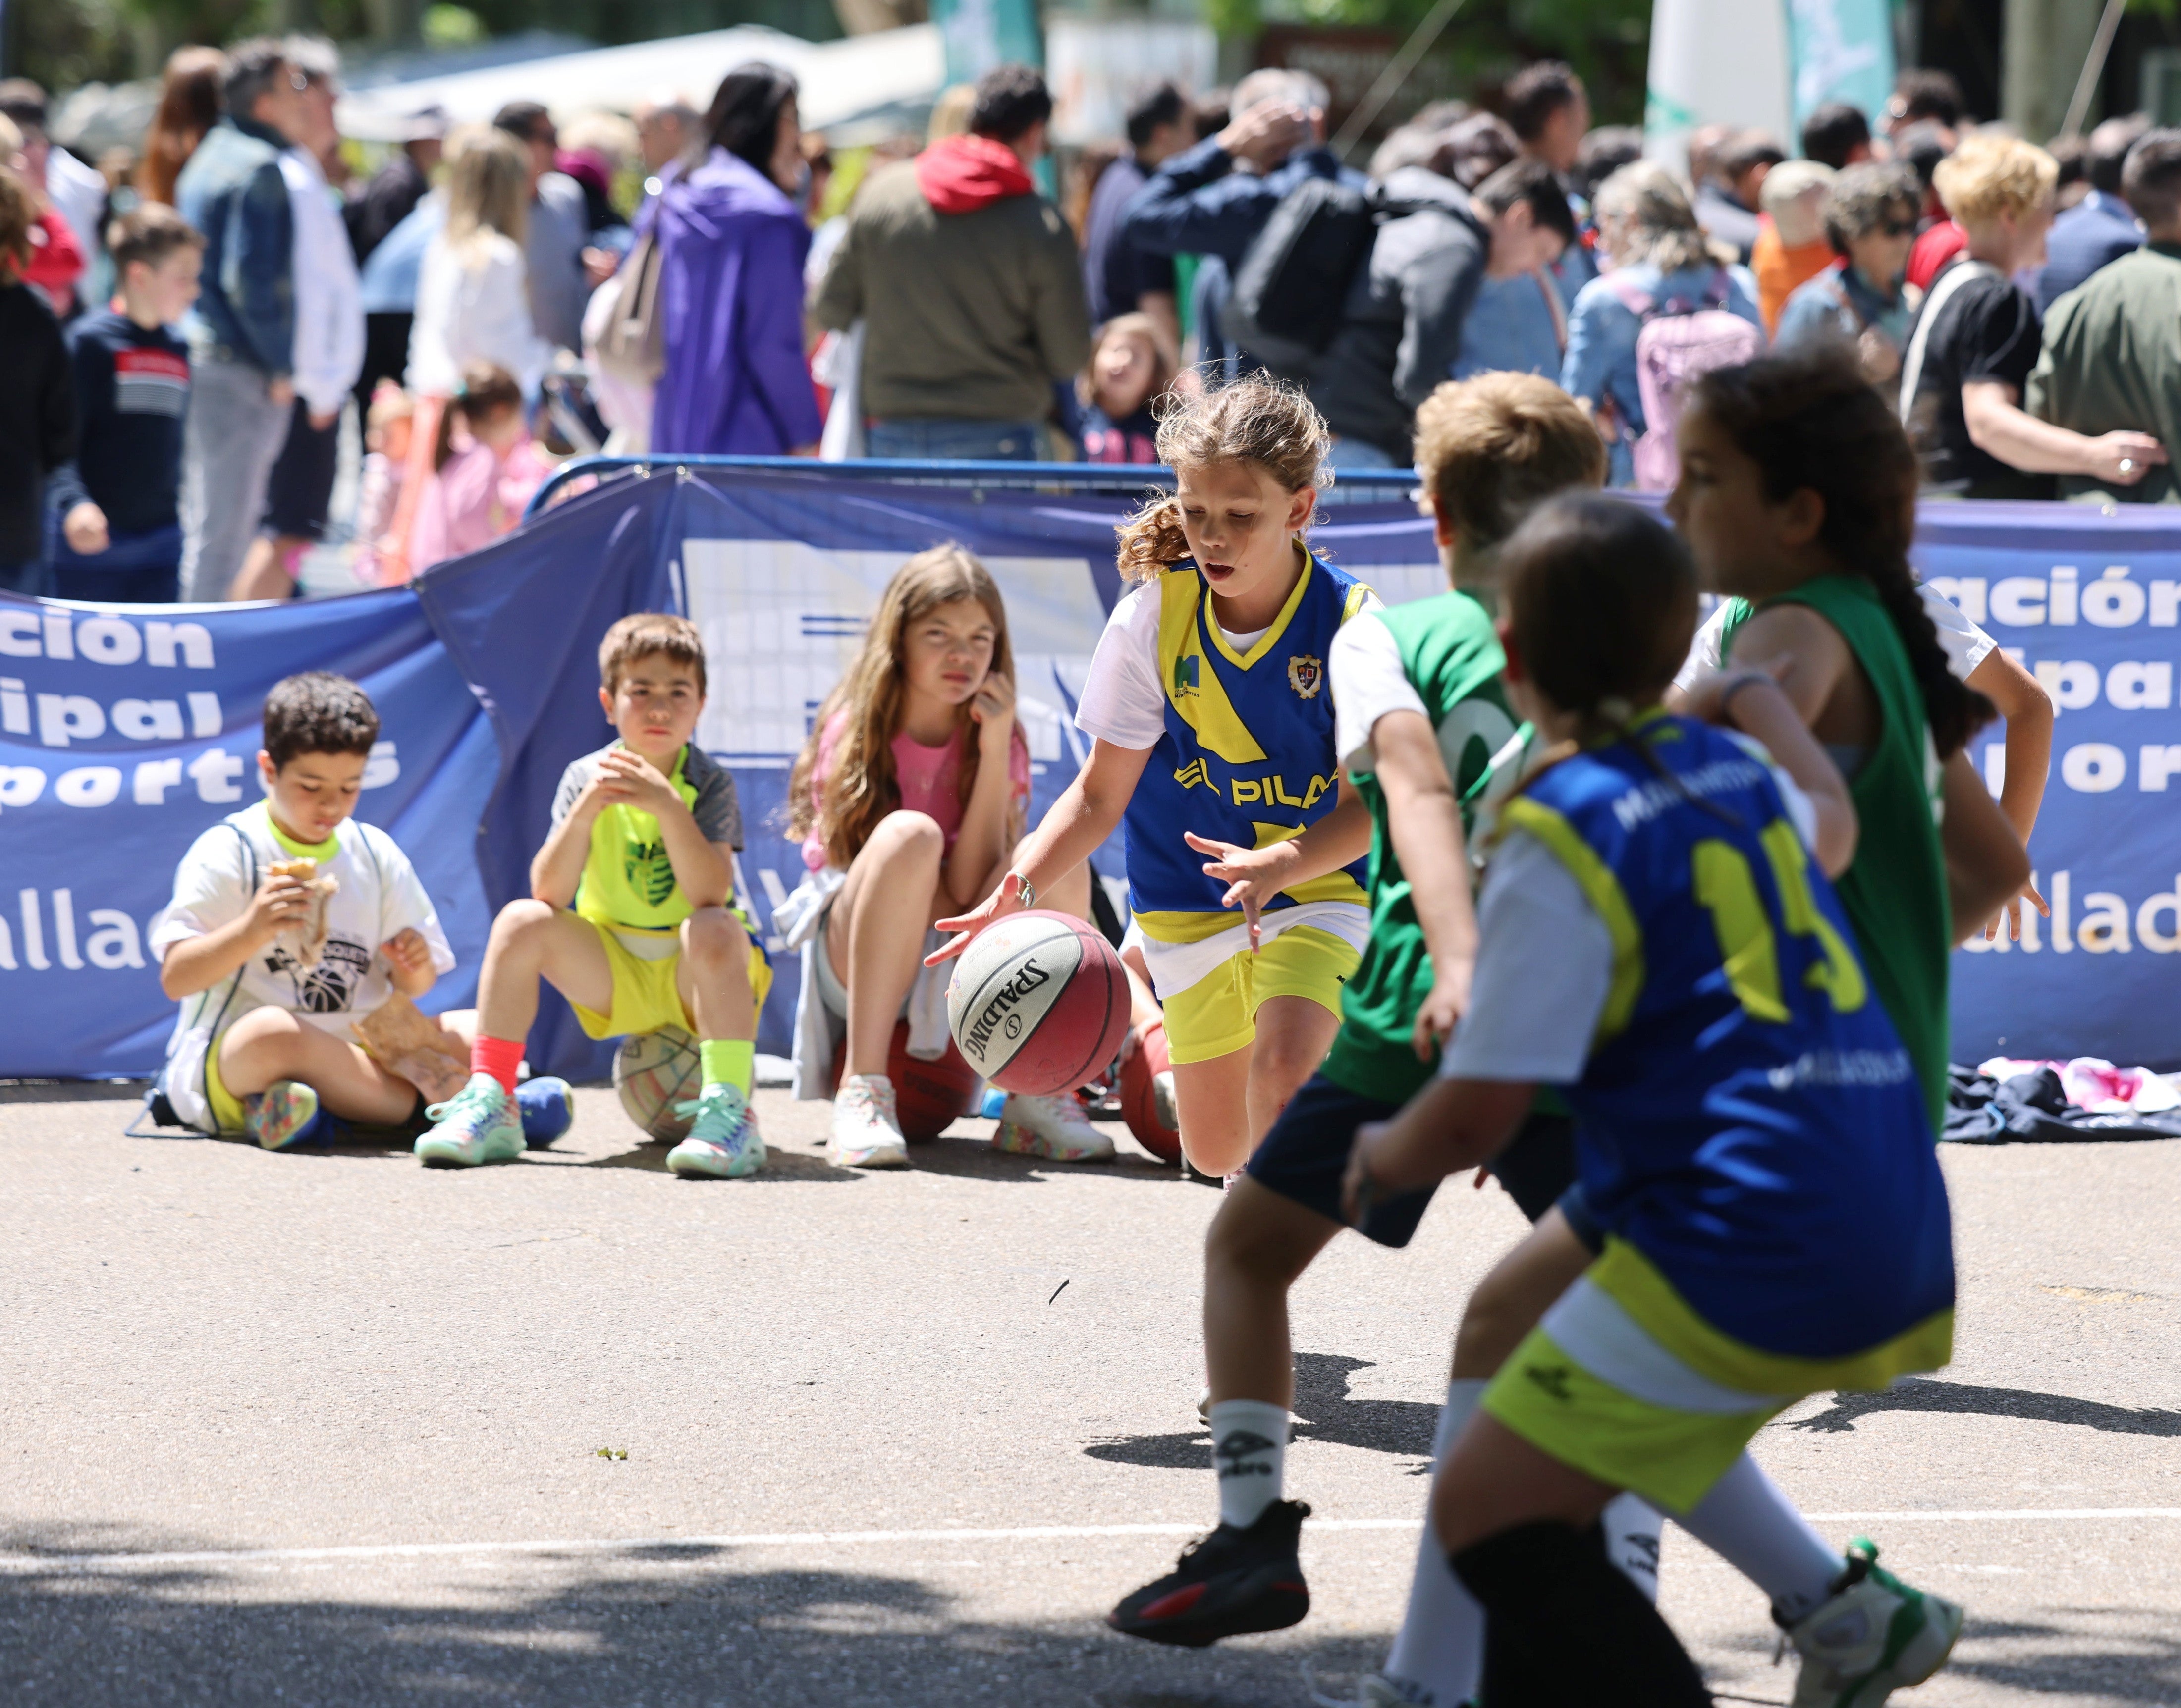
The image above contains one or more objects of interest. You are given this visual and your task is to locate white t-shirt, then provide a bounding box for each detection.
[151,802,454,1035]
[1440,734,1819,1083]
[1074,577,1383,750]
[1329,608,1429,774]
[1677,581,1997,693]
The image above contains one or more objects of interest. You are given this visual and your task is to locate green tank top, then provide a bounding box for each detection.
[1718,575,1951,1132]
[1321,592,1518,1103]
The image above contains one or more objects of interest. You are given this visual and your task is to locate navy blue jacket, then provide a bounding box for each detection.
[1121,136,1364,370]
[2035,190,2142,318]
[175,116,295,374]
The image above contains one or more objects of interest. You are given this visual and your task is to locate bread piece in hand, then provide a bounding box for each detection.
[353,991,470,1103]
[268,858,339,967]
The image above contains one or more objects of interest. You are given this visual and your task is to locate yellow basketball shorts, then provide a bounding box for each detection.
[1159,923,1358,1066]
[568,908,774,1041]
[204,1026,246,1134]
[1483,1240,1953,1514]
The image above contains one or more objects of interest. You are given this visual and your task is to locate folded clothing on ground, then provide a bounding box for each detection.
[1945,1063,2181,1144]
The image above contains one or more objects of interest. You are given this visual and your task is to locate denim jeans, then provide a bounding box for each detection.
[865,419,1046,463]
[178,355,293,601]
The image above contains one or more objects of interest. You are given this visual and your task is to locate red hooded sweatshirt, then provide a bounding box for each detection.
[915,134,1034,215]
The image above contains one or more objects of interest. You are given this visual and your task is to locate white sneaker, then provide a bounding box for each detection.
[830,1074,908,1169]
[993,1091,1115,1162]
[1782,1538,1964,1708]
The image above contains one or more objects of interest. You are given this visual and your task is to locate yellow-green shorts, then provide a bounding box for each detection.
[1157,923,1358,1067]
[205,1025,246,1134]
[568,911,774,1041]
[1482,1239,1953,1515]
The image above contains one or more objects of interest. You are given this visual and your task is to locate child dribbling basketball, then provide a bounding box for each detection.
[426,614,772,1175]
[1103,373,1607,1651]
[929,376,1376,1183]
[783,545,1109,1170]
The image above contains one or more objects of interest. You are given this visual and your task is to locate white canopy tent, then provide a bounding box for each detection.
[335,22,943,141]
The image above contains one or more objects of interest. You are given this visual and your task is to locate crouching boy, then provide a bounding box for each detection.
[152,673,460,1149]
[425,614,771,1175]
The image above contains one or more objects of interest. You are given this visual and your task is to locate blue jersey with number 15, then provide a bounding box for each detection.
[1510,713,1953,1367]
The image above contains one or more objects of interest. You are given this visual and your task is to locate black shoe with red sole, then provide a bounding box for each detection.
[1106,1500,1311,1647]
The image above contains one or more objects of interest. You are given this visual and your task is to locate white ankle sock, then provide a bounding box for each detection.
[1603,1492,1664,1602]
[1678,1451,1841,1621]
[1382,1378,1487,1705]
[1207,1398,1288,1530]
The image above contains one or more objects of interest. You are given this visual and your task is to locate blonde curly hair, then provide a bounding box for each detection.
[1933,132,2058,226]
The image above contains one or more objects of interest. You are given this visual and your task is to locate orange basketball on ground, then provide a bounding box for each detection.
[946,910,1132,1096]
[1120,1020,1182,1163]
[833,1018,981,1141]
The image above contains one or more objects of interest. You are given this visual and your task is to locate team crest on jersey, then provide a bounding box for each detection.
[1172,654,1200,698]
[1287,654,1323,699]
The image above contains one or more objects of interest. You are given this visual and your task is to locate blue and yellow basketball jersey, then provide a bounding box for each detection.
[1510,713,1954,1367]
[1127,549,1373,943]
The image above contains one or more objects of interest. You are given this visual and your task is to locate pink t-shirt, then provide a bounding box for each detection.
[410,434,554,573]
[800,710,1032,873]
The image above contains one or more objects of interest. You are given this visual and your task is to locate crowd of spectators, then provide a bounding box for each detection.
[5,48,2181,608]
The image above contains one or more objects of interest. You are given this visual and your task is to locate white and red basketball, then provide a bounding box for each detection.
[947,910,1130,1096]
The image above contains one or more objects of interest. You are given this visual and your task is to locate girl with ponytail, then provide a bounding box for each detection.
[929,375,1378,1183]
[1669,343,2030,1133]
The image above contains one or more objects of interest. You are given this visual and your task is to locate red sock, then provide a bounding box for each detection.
[471,1035,523,1095]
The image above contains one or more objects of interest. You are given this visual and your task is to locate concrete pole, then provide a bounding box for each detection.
[2004,0,2105,141]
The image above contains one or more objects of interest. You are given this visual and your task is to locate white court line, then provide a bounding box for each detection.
[1,1510,2176,1575]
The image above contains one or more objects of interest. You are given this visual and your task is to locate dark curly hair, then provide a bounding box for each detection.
[263,673,380,769]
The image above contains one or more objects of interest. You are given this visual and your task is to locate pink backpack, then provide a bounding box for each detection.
[1606,269,1763,490]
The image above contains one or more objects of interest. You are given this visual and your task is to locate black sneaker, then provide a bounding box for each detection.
[1106,1500,1311,1647]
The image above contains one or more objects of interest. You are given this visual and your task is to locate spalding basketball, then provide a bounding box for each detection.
[615,1025,701,1142]
[947,910,1130,1096]
[1120,1020,1182,1164]
[832,1018,981,1141]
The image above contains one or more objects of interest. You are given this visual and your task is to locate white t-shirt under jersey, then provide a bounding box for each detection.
[1074,574,1383,999]
[1677,580,1998,692]
[1074,578,1385,750]
[1440,734,1820,1083]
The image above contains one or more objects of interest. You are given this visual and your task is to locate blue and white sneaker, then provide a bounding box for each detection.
[247,1081,329,1151]
[665,1084,765,1178]
[415,1073,525,1168]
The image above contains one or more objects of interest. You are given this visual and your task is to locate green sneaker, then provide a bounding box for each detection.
[415,1074,525,1168]
[665,1085,765,1179]
[1782,1537,1963,1708]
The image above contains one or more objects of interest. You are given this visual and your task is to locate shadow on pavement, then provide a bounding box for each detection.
[0,1548,1388,1708]
[1711,1609,2181,1705]
[1084,1353,1436,1471]
[1786,1377,2181,1437]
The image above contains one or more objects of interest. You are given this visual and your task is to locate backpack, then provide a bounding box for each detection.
[1606,269,1763,490]
[594,207,669,389]
[1224,176,1429,376]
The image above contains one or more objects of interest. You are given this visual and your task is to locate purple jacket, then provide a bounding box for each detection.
[647,148,821,455]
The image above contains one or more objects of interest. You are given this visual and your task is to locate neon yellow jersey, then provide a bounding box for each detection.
[552,742,744,937]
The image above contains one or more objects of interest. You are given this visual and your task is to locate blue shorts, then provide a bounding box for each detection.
[1245,1072,1437,1248]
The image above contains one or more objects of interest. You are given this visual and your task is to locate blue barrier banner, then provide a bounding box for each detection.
[11,465,2177,1082]
[0,587,494,1079]
[1921,504,2181,1069]
[647,467,1449,1064]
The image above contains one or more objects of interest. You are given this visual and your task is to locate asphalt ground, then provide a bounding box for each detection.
[0,1083,2176,1707]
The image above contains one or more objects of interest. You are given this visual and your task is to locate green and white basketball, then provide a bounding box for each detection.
[614,1025,701,1141]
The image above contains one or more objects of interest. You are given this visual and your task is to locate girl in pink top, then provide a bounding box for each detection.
[409,360,554,573]
[787,544,1108,1169]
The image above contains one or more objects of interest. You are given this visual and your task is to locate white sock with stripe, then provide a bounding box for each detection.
[1381,1378,1487,1705]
